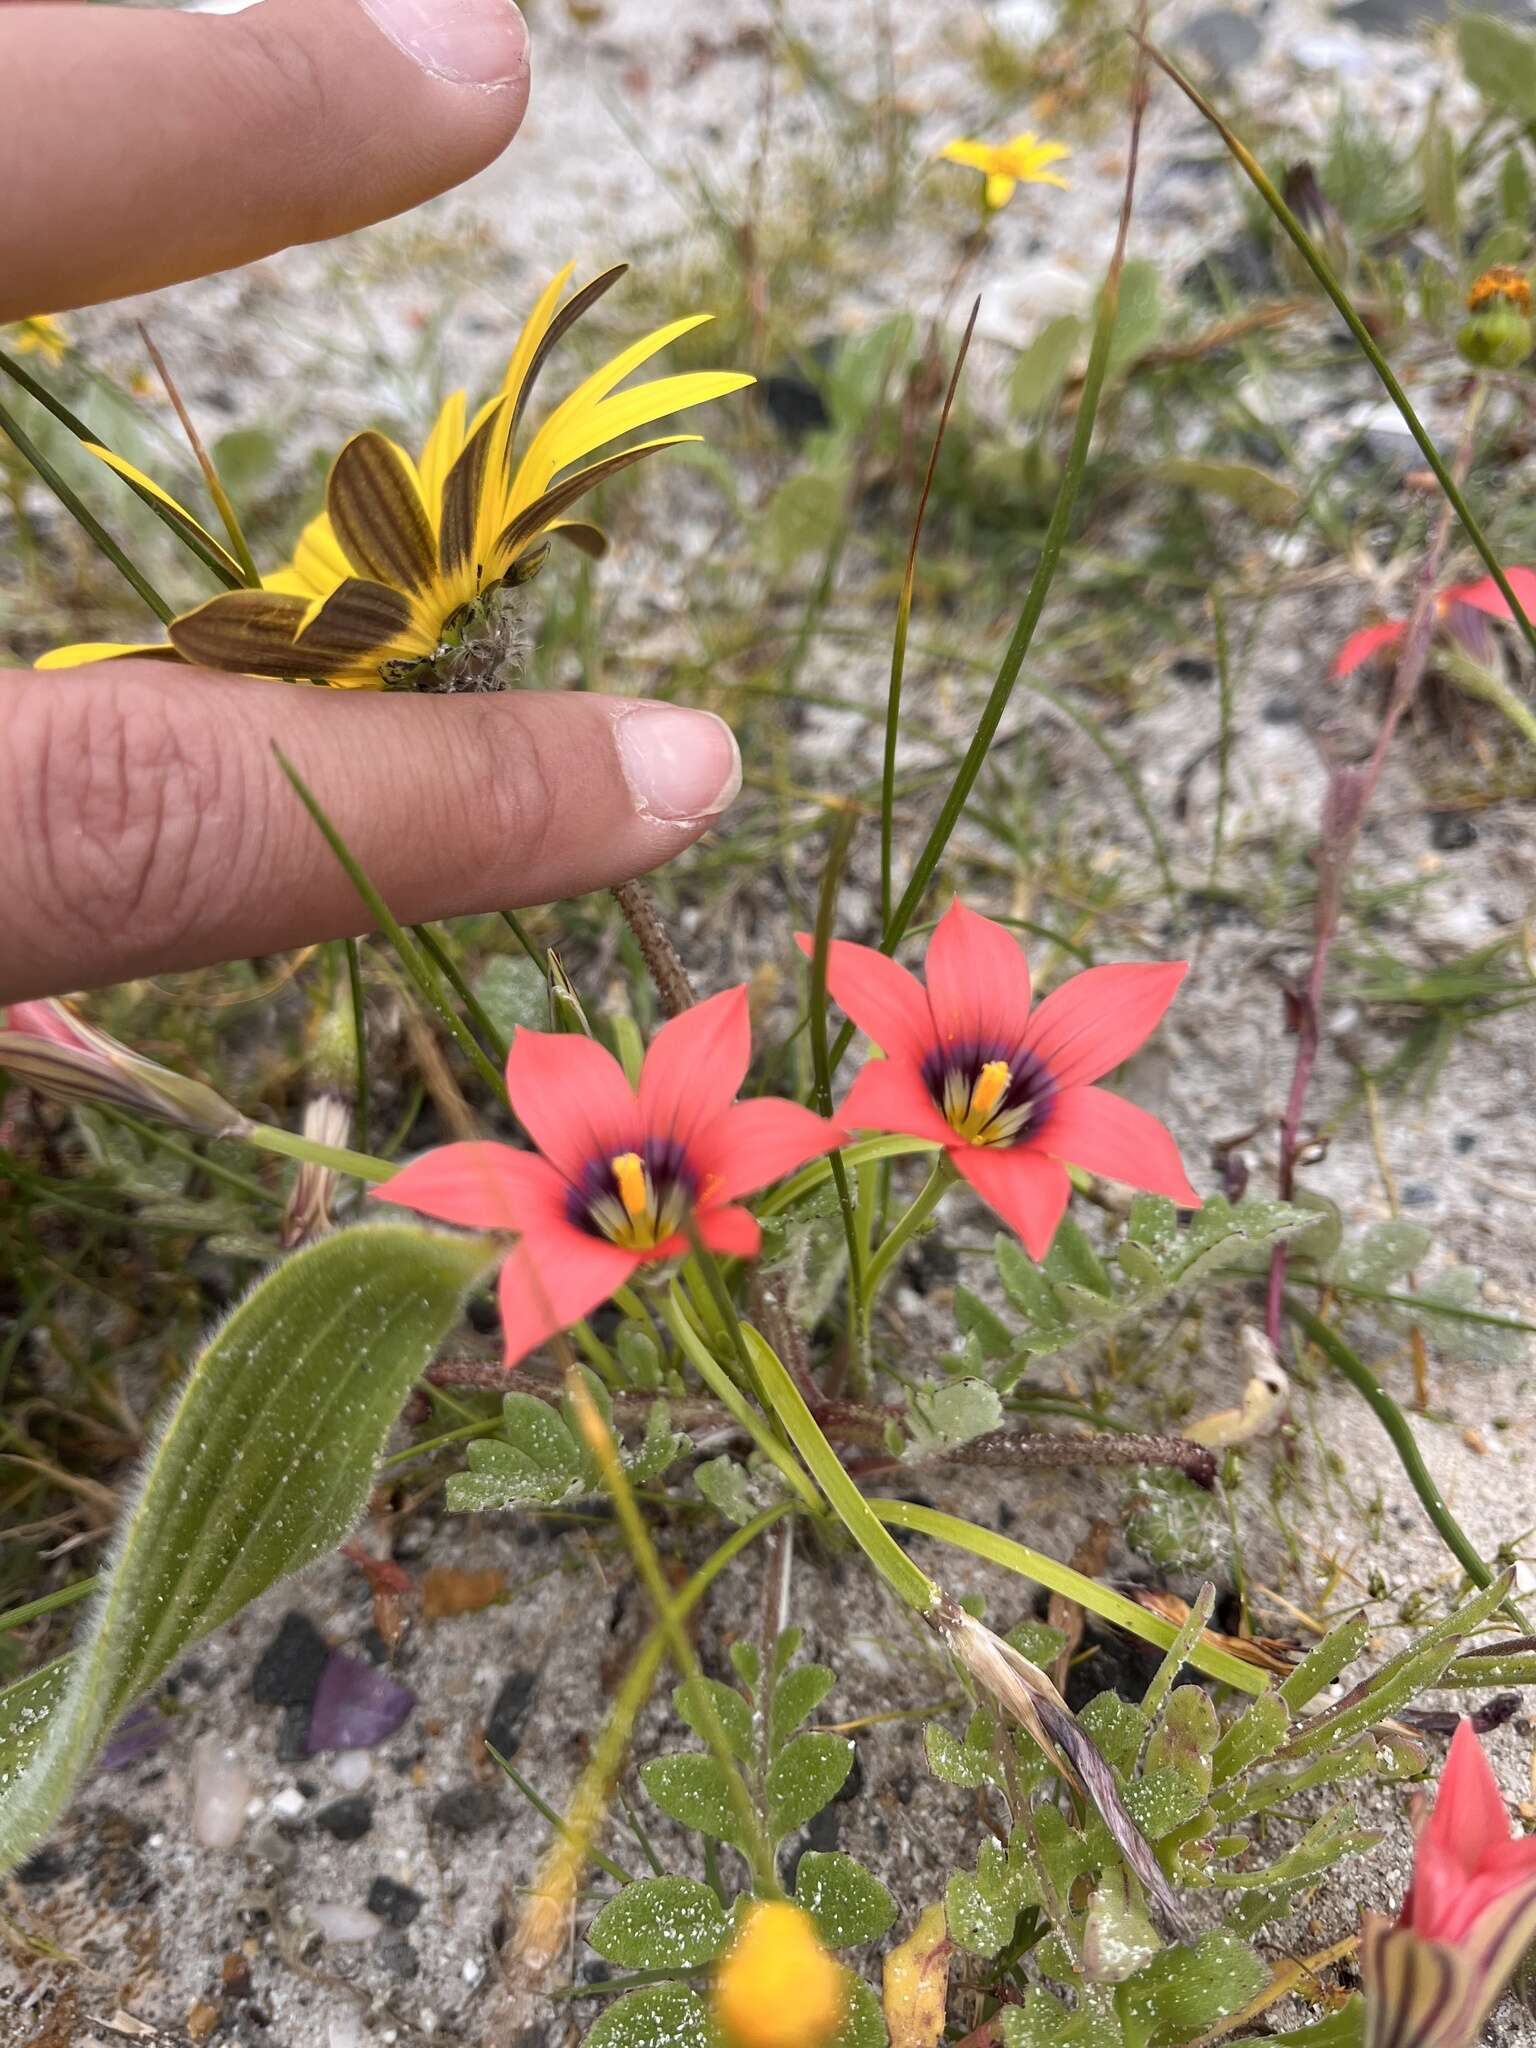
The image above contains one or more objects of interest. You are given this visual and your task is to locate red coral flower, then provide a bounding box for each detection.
[1363,1718,1536,2048]
[803,900,1198,1260]
[376,987,843,1367]
[1334,567,1536,677]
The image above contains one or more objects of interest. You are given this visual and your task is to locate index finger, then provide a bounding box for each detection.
[0,0,529,321]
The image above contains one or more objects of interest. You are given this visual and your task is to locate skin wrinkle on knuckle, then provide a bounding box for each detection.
[11,679,242,968]
[460,704,560,890]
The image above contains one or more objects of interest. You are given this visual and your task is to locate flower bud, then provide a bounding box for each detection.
[1458,267,1534,369]
[0,1000,246,1139]
[714,1902,846,2048]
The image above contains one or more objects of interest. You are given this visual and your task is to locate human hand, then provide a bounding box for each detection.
[0,0,742,1004]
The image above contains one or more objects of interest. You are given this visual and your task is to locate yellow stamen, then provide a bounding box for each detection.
[969,1060,1011,1123]
[611,1152,648,1221]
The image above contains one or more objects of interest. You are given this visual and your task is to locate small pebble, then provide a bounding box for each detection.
[316,1795,374,1842]
[367,1875,425,1928]
[431,1784,500,1834]
[16,1846,68,1887]
[192,1737,251,1849]
[332,1750,372,1793]
[269,1787,306,1822]
[311,1902,382,1944]
[379,1933,421,1980]
[328,2017,364,2048]
[252,1611,330,1708]
[1430,810,1477,851]
[485,1671,539,1759]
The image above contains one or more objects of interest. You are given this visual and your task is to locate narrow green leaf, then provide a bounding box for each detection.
[0,1223,493,1871]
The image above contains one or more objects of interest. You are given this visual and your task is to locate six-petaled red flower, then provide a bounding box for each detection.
[1362,1718,1536,2048]
[1334,567,1536,677]
[802,900,1199,1260]
[376,988,843,1367]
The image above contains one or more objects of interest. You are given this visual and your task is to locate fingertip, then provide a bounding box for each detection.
[355,0,530,94]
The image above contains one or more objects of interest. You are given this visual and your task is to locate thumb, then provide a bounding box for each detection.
[0,664,741,1001]
[0,0,530,319]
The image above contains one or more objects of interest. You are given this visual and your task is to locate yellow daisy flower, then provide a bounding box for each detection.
[8,314,70,368]
[939,131,1071,211]
[39,265,752,691]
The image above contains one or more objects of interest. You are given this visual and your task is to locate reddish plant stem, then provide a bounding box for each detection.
[1265,389,1483,1350]
[610,877,695,1017]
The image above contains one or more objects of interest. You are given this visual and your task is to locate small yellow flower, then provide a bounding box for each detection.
[939,132,1071,211]
[714,1901,846,2048]
[8,314,69,368]
[1466,264,1532,314]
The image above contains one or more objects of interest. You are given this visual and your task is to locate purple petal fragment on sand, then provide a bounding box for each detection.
[100,1702,171,1771]
[305,1651,415,1754]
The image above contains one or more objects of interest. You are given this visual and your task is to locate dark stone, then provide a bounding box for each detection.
[1430,810,1478,850]
[486,1672,539,1761]
[1260,695,1304,724]
[759,369,831,441]
[378,1933,420,1980]
[359,1628,391,1667]
[315,1795,374,1842]
[252,1612,330,1709]
[1402,1182,1436,1207]
[1169,654,1216,685]
[276,1704,311,1763]
[467,1292,501,1335]
[1453,1131,1479,1155]
[367,1876,425,1928]
[16,1844,68,1886]
[431,1784,501,1834]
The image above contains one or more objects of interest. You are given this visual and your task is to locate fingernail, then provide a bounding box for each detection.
[357,0,528,88]
[615,704,742,825]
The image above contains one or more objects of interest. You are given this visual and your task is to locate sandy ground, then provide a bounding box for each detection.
[5,0,1536,2041]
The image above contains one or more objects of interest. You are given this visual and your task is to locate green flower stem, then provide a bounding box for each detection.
[0,393,173,624]
[1285,1297,1530,1631]
[241,1122,398,1185]
[1140,36,1536,664]
[0,1574,98,1639]
[862,1155,954,1313]
[412,924,510,1065]
[882,304,979,926]
[500,910,552,981]
[102,1106,284,1208]
[872,1500,1268,1695]
[742,1324,939,1618]
[344,940,370,1156]
[759,1134,939,1218]
[663,1286,823,1516]
[274,751,508,1106]
[807,810,868,1378]
[570,1319,622,1389]
[562,1362,779,1895]
[830,75,1149,1074]
[539,1502,792,1900]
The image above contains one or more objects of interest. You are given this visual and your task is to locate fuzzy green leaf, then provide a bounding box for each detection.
[640,1753,745,1848]
[0,1223,493,1872]
[795,1851,898,1948]
[766,1731,854,1839]
[695,1454,764,1527]
[771,1663,837,1751]
[1460,13,1536,118]
[1116,1930,1268,2041]
[675,1677,754,1763]
[582,1983,719,2048]
[836,1973,889,2047]
[586,1876,731,1970]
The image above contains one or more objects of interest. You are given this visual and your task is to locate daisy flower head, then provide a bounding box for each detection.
[38,265,753,691]
[939,132,1071,211]
[376,988,843,1367]
[804,900,1198,1261]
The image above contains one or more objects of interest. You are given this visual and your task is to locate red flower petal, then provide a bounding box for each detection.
[505,1027,637,1182]
[637,986,751,1152]
[1040,1086,1200,1205]
[797,933,933,1063]
[496,1226,640,1369]
[1445,566,1536,622]
[696,1204,762,1257]
[3,1000,91,1051]
[375,1142,568,1232]
[924,898,1032,1051]
[838,1057,952,1146]
[1021,961,1187,1090]
[692,1097,845,1205]
[1333,619,1406,676]
[1406,1719,1517,1942]
[952,1145,1072,1261]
